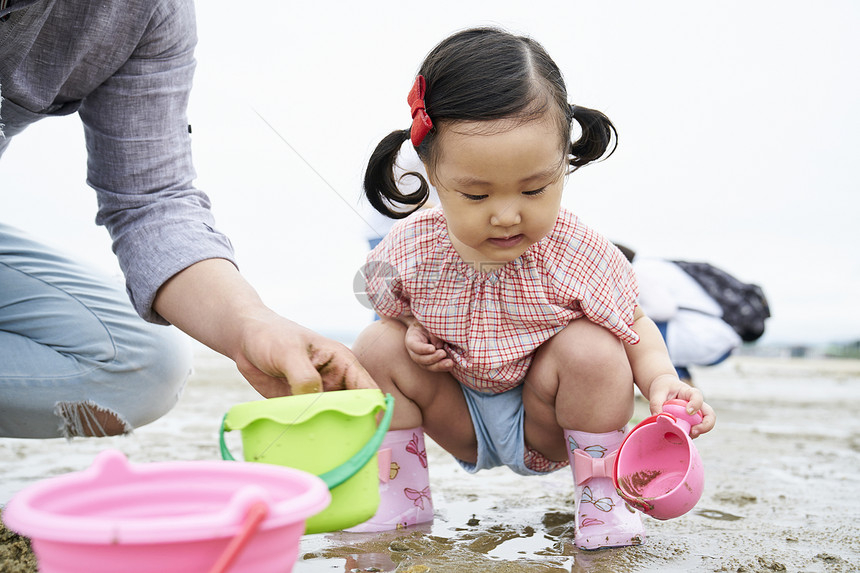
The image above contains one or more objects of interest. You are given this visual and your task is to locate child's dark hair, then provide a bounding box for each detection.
[614,243,636,263]
[364,27,618,218]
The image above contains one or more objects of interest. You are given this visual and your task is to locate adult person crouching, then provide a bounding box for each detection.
[0,0,374,439]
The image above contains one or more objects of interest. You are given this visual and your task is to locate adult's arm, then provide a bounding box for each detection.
[79,0,228,323]
[154,258,376,396]
[77,0,374,394]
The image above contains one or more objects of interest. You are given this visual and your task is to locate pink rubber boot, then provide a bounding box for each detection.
[345,427,434,532]
[565,428,645,550]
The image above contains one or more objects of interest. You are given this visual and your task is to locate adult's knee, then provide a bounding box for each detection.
[133,324,193,387]
[58,327,191,437]
[116,325,193,429]
[73,323,192,436]
[54,400,132,437]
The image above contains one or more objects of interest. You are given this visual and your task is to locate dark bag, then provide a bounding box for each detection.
[673,261,771,342]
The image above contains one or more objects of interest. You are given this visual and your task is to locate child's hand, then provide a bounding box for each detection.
[404,321,454,372]
[647,374,716,438]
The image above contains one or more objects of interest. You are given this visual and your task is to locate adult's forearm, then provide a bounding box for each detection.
[152,258,268,360]
[154,258,379,396]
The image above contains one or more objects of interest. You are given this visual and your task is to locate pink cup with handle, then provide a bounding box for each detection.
[613,399,705,520]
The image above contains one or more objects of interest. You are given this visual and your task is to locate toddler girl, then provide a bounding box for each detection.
[351,27,715,550]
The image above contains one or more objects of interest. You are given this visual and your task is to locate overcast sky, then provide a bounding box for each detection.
[2,1,858,346]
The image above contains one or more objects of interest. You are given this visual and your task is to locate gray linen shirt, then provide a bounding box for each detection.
[0,0,235,324]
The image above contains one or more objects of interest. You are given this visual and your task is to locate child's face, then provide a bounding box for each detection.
[428,113,566,268]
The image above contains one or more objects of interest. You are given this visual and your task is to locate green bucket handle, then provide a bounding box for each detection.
[219,393,395,491]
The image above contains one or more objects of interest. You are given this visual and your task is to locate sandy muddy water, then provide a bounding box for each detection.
[2,349,859,572]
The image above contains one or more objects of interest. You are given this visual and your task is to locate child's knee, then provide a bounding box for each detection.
[352,319,408,372]
[537,319,628,375]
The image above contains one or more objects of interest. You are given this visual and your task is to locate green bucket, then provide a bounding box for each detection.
[220,389,394,534]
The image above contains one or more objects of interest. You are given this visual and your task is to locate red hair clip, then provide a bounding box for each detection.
[407,75,433,146]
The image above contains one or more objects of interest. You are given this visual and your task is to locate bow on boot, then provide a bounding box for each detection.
[572,449,617,486]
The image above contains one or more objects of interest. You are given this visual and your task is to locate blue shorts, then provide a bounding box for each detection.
[455,384,546,477]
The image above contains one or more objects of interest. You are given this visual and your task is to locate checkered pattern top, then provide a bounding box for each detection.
[364,207,640,393]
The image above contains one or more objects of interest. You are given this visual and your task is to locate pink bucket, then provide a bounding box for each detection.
[613,399,705,520]
[1,449,330,573]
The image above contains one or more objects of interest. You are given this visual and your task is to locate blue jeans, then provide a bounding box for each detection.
[0,223,192,438]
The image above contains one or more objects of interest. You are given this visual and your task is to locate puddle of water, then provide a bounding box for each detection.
[295,491,577,572]
[694,508,742,521]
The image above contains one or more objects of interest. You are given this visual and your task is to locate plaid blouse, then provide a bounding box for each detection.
[364,207,640,393]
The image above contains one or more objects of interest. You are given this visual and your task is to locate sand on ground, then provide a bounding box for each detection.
[2,347,859,572]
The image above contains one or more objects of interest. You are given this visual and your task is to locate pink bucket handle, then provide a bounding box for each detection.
[660,399,704,436]
[208,501,269,573]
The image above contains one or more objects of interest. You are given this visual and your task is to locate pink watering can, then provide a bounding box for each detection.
[613,399,705,520]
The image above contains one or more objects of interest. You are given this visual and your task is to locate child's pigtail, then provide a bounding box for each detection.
[568,104,618,170]
[364,129,431,219]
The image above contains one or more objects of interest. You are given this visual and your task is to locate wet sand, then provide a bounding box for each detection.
[2,347,859,572]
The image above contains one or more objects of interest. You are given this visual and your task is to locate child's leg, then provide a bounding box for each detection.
[564,427,643,549]
[345,427,434,532]
[522,318,643,550]
[351,318,477,462]
[350,319,476,531]
[522,318,634,460]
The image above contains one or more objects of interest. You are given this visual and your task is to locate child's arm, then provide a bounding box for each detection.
[624,306,716,437]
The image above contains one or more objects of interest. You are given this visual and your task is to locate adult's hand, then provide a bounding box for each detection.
[153,258,377,396]
[233,312,377,396]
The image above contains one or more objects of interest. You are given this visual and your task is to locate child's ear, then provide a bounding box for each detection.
[423,162,438,189]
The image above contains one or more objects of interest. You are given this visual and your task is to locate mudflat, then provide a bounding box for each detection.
[2,349,859,572]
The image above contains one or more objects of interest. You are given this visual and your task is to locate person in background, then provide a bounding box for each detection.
[615,245,742,385]
[0,0,374,440]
